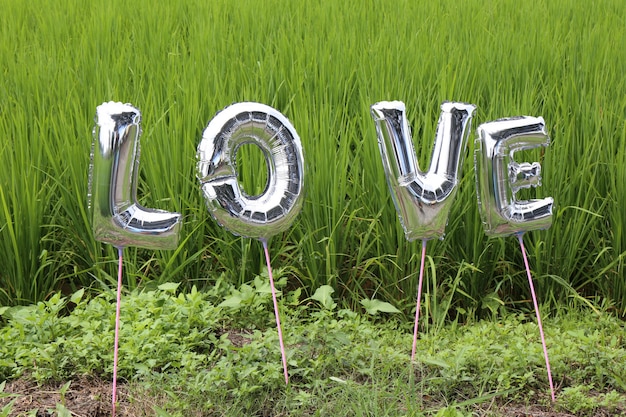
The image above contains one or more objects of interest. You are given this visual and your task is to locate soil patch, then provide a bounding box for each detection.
[0,377,128,417]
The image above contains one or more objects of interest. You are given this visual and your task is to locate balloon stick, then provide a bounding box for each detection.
[517,233,555,402]
[411,239,427,361]
[261,239,289,385]
[112,247,123,416]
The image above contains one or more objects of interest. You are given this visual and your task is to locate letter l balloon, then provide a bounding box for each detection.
[90,101,182,249]
[89,101,182,417]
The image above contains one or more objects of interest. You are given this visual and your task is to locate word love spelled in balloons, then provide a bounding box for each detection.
[90,100,556,396]
[371,101,553,241]
[90,101,305,247]
[90,100,552,248]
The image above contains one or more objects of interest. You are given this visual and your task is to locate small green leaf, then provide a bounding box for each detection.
[329,376,347,384]
[219,295,243,309]
[70,288,85,305]
[311,285,336,310]
[253,275,272,294]
[360,298,400,315]
[434,406,466,417]
[158,283,180,293]
[422,357,451,368]
[1,399,17,417]
[287,287,302,305]
[54,403,72,417]
[59,381,71,396]
[481,292,504,315]
[153,405,174,417]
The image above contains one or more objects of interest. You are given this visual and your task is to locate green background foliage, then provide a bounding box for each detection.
[1,0,625,315]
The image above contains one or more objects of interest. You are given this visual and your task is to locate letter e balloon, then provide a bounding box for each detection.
[474,116,554,237]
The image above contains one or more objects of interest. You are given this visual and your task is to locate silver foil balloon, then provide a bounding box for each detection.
[89,102,182,249]
[474,116,554,237]
[370,101,476,241]
[197,102,305,239]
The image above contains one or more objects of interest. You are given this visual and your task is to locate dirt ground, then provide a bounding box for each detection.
[0,377,618,417]
[0,377,135,417]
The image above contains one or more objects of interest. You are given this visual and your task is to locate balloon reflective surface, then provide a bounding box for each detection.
[197,102,305,239]
[89,102,182,249]
[370,101,476,241]
[474,116,554,237]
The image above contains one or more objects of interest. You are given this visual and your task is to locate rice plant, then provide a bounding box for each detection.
[0,0,625,314]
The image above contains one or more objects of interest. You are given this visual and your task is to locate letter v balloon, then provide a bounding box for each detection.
[371,101,476,241]
[371,101,475,361]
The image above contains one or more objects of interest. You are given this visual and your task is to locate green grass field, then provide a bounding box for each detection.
[1,0,625,311]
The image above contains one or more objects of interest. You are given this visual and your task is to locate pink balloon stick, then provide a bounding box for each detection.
[411,239,427,361]
[261,239,289,385]
[112,247,123,417]
[517,233,556,402]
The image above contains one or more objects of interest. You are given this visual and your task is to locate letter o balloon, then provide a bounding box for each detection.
[196,102,305,239]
